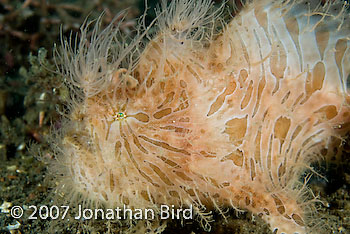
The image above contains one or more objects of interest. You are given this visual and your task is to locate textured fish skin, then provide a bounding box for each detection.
[49,0,350,233]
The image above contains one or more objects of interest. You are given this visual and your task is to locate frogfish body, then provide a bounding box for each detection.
[50,0,350,233]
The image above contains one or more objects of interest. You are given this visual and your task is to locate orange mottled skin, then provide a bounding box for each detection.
[50,0,350,233]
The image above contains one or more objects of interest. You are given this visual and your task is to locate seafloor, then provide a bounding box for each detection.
[0,0,349,233]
